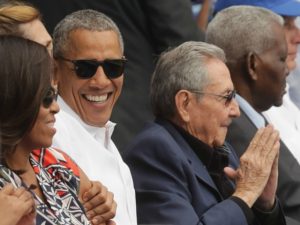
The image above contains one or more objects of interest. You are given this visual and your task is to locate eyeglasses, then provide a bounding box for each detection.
[42,87,58,108]
[58,56,127,79]
[189,89,236,106]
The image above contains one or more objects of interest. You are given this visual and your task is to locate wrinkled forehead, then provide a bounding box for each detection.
[65,29,122,53]
[283,16,300,36]
[283,16,297,25]
[204,58,234,91]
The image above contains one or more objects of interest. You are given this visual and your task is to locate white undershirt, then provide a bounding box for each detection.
[52,96,137,225]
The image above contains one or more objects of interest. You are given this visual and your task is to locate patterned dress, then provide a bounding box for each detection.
[0,147,91,225]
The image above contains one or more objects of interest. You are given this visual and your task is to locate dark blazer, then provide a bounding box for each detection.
[226,109,300,225]
[124,119,266,225]
[25,0,204,150]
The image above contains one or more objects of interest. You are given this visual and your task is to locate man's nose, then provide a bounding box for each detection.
[230,98,240,118]
[89,66,111,87]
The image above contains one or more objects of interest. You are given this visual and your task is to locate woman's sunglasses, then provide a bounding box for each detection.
[58,56,127,79]
[42,87,58,108]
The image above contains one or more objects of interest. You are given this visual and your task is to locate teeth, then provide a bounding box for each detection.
[85,94,108,103]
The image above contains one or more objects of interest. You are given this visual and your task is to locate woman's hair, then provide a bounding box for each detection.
[0,1,40,36]
[0,35,52,162]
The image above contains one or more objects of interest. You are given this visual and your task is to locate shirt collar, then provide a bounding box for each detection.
[170,121,229,173]
[236,94,265,128]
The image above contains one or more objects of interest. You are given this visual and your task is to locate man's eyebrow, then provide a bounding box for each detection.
[220,88,234,95]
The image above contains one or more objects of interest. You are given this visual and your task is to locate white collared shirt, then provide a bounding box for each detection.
[236,94,265,128]
[52,96,137,225]
[263,87,300,163]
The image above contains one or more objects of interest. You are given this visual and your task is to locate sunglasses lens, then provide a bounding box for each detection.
[74,60,98,79]
[225,91,236,106]
[72,59,126,79]
[42,88,57,108]
[103,60,125,79]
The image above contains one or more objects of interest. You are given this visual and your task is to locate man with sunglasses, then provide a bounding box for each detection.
[207,5,300,225]
[52,10,137,225]
[123,40,286,225]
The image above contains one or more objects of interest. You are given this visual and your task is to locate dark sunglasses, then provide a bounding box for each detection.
[42,87,58,108]
[189,89,236,106]
[58,56,127,79]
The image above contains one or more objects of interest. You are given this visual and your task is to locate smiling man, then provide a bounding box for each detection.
[52,10,137,225]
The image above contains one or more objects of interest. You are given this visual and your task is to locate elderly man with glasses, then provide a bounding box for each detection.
[123,40,286,225]
[52,10,137,225]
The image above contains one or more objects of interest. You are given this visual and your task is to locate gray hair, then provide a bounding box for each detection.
[53,9,124,58]
[206,5,284,62]
[151,41,226,119]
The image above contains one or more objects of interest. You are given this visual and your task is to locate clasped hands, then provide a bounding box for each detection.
[225,124,280,211]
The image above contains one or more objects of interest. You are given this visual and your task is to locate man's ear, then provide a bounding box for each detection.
[246,52,259,81]
[175,90,191,123]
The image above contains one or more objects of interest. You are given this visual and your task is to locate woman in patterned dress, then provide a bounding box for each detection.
[0,2,117,225]
[0,36,116,225]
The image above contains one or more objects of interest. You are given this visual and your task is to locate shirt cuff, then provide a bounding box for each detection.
[252,198,286,225]
[230,196,255,224]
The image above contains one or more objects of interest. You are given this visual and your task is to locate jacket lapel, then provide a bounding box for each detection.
[157,119,223,199]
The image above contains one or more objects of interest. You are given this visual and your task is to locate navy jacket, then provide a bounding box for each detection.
[124,119,259,225]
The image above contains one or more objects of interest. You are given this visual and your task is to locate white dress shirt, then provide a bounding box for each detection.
[263,88,300,163]
[236,94,265,128]
[53,96,137,225]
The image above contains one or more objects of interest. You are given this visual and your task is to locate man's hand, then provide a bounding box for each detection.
[81,181,117,225]
[225,125,280,210]
[254,150,279,210]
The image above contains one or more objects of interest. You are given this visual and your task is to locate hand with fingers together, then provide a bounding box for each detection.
[0,184,36,225]
[14,186,36,225]
[81,181,117,225]
[224,124,280,211]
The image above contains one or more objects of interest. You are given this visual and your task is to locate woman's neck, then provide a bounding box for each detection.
[5,145,46,202]
[5,145,31,172]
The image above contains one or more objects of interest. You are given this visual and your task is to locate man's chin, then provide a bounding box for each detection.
[273,99,283,107]
[84,116,110,127]
[287,59,296,71]
[212,137,226,148]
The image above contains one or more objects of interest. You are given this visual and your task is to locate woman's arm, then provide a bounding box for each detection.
[47,148,117,225]
[196,0,213,31]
